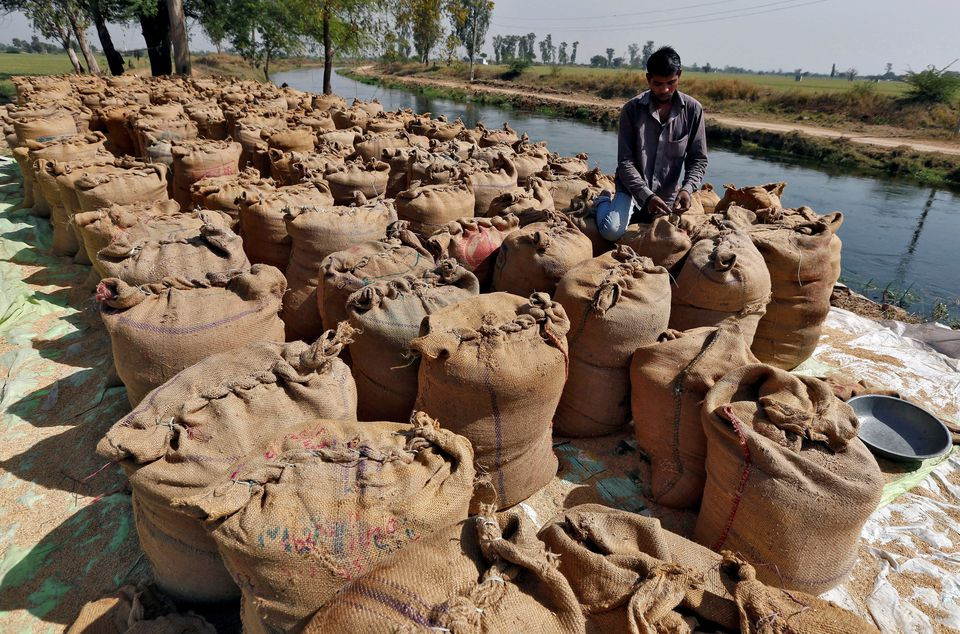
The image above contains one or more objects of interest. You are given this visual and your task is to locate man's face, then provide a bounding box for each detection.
[646,71,681,103]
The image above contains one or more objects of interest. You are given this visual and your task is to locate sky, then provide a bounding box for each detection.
[1,0,957,76]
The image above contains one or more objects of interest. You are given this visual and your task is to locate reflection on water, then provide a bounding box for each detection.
[274,67,960,319]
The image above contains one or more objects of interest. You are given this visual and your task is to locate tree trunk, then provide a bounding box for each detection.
[167,0,191,75]
[264,48,271,82]
[70,14,101,74]
[65,42,84,74]
[90,0,125,75]
[139,3,172,76]
[322,8,333,94]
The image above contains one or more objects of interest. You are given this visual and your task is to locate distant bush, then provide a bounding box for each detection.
[904,67,960,103]
[697,79,762,102]
[501,59,530,80]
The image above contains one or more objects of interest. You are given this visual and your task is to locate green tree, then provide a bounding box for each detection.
[571,40,578,64]
[904,63,960,103]
[590,54,606,68]
[301,0,386,94]
[226,0,307,81]
[605,47,613,67]
[411,0,443,64]
[1,0,85,72]
[627,42,639,67]
[557,41,567,65]
[641,39,654,66]
[445,0,492,81]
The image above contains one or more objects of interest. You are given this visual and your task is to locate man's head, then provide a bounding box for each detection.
[646,46,682,103]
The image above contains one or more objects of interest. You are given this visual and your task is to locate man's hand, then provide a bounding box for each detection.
[673,190,692,213]
[646,195,671,216]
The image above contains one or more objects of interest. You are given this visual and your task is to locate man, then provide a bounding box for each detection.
[596,46,708,241]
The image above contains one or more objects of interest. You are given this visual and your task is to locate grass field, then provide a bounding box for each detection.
[507,65,912,97]
[0,52,111,101]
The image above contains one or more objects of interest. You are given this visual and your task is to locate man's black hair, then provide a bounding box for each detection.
[647,46,682,76]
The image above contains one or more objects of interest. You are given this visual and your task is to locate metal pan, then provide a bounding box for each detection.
[848,395,952,462]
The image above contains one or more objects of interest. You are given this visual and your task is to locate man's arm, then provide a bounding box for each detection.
[680,104,708,194]
[616,101,654,204]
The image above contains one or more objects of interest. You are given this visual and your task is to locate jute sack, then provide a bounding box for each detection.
[74,164,169,212]
[96,218,249,286]
[693,183,720,212]
[749,213,843,369]
[177,413,475,634]
[537,168,614,211]
[190,167,275,230]
[12,107,78,145]
[238,183,334,269]
[566,190,614,256]
[25,131,106,217]
[465,156,520,215]
[354,130,413,161]
[412,292,570,509]
[97,265,287,406]
[548,152,590,176]
[513,145,551,186]
[311,93,347,112]
[630,319,760,509]
[96,326,358,603]
[715,182,786,212]
[492,213,593,297]
[305,509,586,634]
[554,246,671,437]
[331,105,370,131]
[263,126,316,153]
[421,116,466,141]
[130,117,198,159]
[53,156,126,258]
[426,214,520,287]
[74,200,184,274]
[318,225,435,332]
[396,181,476,236]
[267,148,341,186]
[282,197,395,342]
[477,121,519,147]
[234,122,275,175]
[98,104,140,155]
[348,261,480,421]
[383,146,416,196]
[487,177,555,222]
[670,230,771,346]
[67,584,217,634]
[324,159,390,203]
[170,140,242,209]
[33,154,112,256]
[316,125,362,149]
[365,112,406,133]
[539,505,877,634]
[617,216,691,271]
[694,365,884,595]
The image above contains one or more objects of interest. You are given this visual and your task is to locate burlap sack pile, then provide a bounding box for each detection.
[306,508,585,633]
[487,176,555,222]
[282,197,395,341]
[478,121,520,147]
[670,228,771,345]
[96,325,358,603]
[348,260,480,421]
[554,246,671,437]
[426,213,520,286]
[25,131,106,219]
[464,155,521,215]
[693,183,720,212]
[548,152,590,176]
[54,156,128,258]
[318,223,435,332]
[566,190,614,255]
[630,319,760,508]
[96,217,249,286]
[412,292,569,509]
[694,364,884,594]
[178,412,475,633]
[238,182,334,268]
[492,213,593,297]
[537,167,614,210]
[97,265,287,405]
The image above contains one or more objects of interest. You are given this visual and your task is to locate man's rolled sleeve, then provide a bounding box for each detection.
[616,102,654,204]
[680,105,708,193]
